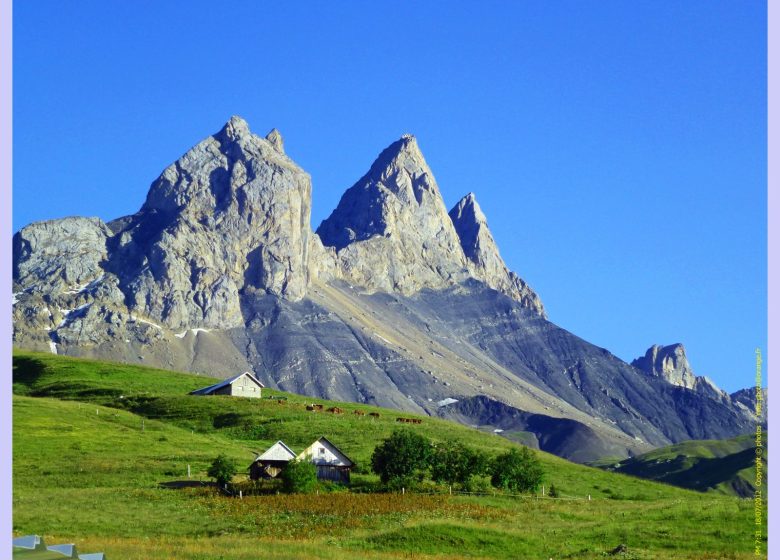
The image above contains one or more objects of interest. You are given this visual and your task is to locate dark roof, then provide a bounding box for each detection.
[190,371,265,395]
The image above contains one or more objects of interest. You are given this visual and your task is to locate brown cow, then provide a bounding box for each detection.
[354,410,365,416]
[306,405,315,411]
[369,412,380,418]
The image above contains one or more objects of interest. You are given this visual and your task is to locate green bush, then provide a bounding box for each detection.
[371,429,432,488]
[548,482,559,498]
[280,459,318,494]
[430,441,488,487]
[207,454,236,487]
[490,447,544,493]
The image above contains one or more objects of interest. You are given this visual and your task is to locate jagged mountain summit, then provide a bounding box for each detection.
[631,343,732,400]
[12,116,756,463]
[449,193,544,316]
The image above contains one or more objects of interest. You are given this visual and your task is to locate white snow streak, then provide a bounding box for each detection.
[130,315,163,330]
[174,328,213,339]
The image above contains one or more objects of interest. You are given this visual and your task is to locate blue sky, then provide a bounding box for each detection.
[13,1,766,392]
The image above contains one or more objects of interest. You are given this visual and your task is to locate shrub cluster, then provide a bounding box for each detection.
[370,429,545,493]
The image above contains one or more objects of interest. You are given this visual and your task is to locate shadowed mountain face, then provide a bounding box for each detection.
[12,117,757,462]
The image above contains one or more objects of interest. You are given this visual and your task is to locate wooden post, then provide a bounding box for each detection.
[239,490,243,499]
[142,419,145,432]
[449,485,452,495]
[588,494,591,501]
[96,409,99,415]
[402,487,405,495]
[187,464,191,478]
[542,485,545,496]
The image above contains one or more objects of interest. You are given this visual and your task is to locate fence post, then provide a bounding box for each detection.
[402,487,405,495]
[239,490,243,500]
[449,485,452,495]
[187,464,191,478]
[542,485,545,497]
[588,494,591,501]
[142,419,145,432]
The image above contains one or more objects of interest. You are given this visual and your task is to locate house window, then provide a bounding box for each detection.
[319,448,326,455]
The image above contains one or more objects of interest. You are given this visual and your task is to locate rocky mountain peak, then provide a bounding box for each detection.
[106,117,314,329]
[449,193,545,317]
[315,135,470,294]
[218,115,251,142]
[632,344,697,389]
[265,128,284,153]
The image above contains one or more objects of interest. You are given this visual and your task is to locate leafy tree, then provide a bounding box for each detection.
[280,459,318,494]
[430,441,488,487]
[371,429,432,487]
[548,482,559,498]
[490,447,544,493]
[207,454,237,487]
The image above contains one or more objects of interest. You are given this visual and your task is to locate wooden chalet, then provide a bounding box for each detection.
[296,437,354,483]
[249,441,297,480]
[190,371,265,399]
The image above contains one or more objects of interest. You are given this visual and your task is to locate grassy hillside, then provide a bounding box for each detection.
[13,351,764,559]
[592,434,765,498]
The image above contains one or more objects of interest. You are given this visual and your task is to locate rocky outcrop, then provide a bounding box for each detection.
[449,193,544,316]
[13,217,111,295]
[108,116,313,330]
[632,344,698,389]
[316,134,471,295]
[731,387,767,423]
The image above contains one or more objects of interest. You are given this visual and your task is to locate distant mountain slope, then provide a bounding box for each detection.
[593,434,764,497]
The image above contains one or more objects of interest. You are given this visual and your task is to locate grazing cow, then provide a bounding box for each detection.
[328,407,343,414]
[306,405,315,411]
[314,404,324,411]
[369,412,380,418]
[354,410,365,416]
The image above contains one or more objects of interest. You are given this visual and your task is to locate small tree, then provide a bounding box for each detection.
[280,459,318,494]
[430,441,488,487]
[371,429,432,488]
[548,482,559,498]
[207,454,237,487]
[490,447,544,493]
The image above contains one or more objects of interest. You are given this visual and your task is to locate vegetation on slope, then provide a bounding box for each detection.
[12,351,765,559]
[592,434,765,498]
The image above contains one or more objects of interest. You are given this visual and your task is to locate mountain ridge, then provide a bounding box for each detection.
[12,116,757,462]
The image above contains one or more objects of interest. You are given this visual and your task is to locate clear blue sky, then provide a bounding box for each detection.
[13,1,766,392]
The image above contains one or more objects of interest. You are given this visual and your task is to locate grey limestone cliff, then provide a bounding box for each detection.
[107,116,313,330]
[316,135,472,296]
[632,344,698,389]
[449,193,544,316]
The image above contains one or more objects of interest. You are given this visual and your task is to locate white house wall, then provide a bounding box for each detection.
[298,440,351,467]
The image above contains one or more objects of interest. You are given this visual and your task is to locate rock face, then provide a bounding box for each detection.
[316,135,472,296]
[731,387,767,423]
[632,344,697,389]
[449,193,544,316]
[13,217,111,295]
[12,117,757,462]
[107,116,312,330]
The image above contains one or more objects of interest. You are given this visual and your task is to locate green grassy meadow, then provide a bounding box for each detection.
[592,434,765,498]
[12,351,766,559]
